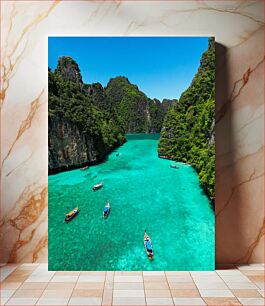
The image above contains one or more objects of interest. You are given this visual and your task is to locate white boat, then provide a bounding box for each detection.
[93,182,103,191]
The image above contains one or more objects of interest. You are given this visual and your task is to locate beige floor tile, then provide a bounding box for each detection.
[237,264,264,271]
[25,275,55,283]
[258,290,264,297]
[102,289,112,306]
[68,297,102,305]
[104,280,114,290]
[190,272,216,276]
[113,289,145,297]
[80,271,106,275]
[145,290,171,298]
[12,289,44,298]
[167,275,193,283]
[55,271,80,276]
[19,282,48,290]
[15,270,35,275]
[0,266,18,282]
[115,271,142,276]
[143,271,165,276]
[0,289,15,304]
[238,297,265,305]
[254,282,264,290]
[0,289,16,298]
[232,289,262,298]
[216,270,245,276]
[37,297,69,305]
[240,270,264,276]
[45,282,76,290]
[105,271,114,278]
[78,275,105,282]
[146,297,174,305]
[191,275,224,282]
[144,282,169,290]
[114,282,144,290]
[219,275,251,282]
[168,282,197,290]
[0,282,22,290]
[114,275,143,283]
[50,275,78,282]
[173,297,206,305]
[8,273,31,281]
[144,276,167,282]
[199,289,234,297]
[203,297,242,305]
[1,297,10,305]
[195,281,228,290]
[170,289,200,297]
[225,282,258,289]
[18,264,39,270]
[165,271,190,276]
[40,289,72,298]
[246,276,264,283]
[71,289,103,297]
[6,297,38,305]
[112,296,146,305]
[3,275,28,283]
[74,282,104,290]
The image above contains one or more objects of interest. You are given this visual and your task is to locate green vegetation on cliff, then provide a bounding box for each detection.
[105,77,168,133]
[48,59,126,172]
[158,38,215,200]
[49,56,176,172]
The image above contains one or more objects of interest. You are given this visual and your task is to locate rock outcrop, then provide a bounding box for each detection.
[105,77,165,133]
[48,57,125,174]
[161,99,178,113]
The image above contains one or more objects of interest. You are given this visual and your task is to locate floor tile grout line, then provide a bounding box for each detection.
[1,264,265,305]
[110,271,114,306]
[164,270,174,305]
[189,270,234,304]
[101,270,107,306]
[142,271,147,306]
[67,271,80,305]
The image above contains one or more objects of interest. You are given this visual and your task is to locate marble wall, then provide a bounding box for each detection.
[1,1,264,264]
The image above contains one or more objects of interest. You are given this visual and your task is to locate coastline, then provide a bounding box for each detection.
[48,138,127,175]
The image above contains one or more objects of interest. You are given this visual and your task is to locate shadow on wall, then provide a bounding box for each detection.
[215,42,237,265]
[215,43,253,265]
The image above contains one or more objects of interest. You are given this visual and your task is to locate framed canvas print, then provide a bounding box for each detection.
[48,37,215,271]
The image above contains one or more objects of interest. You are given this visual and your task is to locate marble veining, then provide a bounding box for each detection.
[0,0,264,264]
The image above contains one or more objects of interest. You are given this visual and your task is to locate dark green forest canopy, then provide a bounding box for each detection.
[48,64,126,151]
[49,59,172,136]
[158,37,215,201]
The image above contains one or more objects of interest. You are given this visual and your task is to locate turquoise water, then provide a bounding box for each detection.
[48,134,214,270]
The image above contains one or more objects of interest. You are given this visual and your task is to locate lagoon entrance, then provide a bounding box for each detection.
[48,134,214,270]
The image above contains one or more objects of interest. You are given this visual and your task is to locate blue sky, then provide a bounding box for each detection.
[48,37,208,101]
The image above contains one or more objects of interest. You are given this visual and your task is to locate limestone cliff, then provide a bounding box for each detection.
[48,57,125,173]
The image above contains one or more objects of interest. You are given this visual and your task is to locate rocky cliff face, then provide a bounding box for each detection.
[161,99,178,113]
[48,57,125,174]
[105,77,165,133]
[49,116,117,173]
[55,56,83,83]
[81,83,107,109]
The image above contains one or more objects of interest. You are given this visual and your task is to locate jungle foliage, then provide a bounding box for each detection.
[158,38,215,201]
